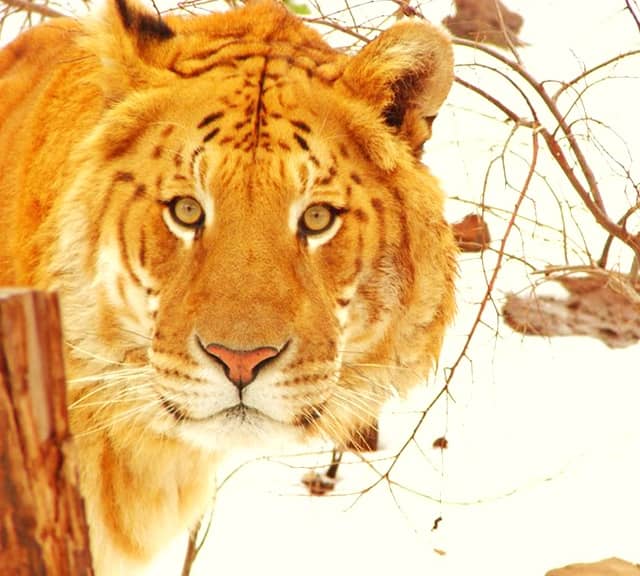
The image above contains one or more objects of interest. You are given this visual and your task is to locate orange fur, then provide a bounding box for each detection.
[0,1,456,573]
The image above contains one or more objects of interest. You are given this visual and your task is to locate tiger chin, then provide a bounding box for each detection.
[0,0,456,573]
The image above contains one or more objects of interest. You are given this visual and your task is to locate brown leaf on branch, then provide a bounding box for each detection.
[452,213,491,252]
[443,0,524,48]
[503,271,640,348]
[302,449,342,496]
[432,436,449,449]
[301,471,337,496]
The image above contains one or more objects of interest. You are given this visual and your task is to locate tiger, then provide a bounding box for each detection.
[0,0,456,573]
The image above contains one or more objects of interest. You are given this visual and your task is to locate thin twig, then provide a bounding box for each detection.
[454,37,606,214]
[303,15,369,43]
[491,0,522,65]
[598,202,640,268]
[538,127,640,266]
[325,449,343,480]
[454,37,640,267]
[181,518,201,576]
[0,0,65,18]
[553,50,640,102]
[445,127,540,390]
[455,76,533,127]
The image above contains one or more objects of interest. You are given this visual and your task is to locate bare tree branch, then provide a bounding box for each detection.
[453,36,640,269]
[625,0,640,32]
[553,50,640,101]
[1,0,65,18]
[303,14,369,43]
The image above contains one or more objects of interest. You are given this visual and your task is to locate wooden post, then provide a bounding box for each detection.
[0,289,93,575]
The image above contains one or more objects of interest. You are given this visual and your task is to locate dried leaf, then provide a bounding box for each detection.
[431,516,443,531]
[443,0,525,48]
[452,213,491,252]
[301,471,337,496]
[432,436,449,449]
[503,271,640,348]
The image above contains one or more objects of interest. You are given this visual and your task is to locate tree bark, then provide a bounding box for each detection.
[0,289,93,575]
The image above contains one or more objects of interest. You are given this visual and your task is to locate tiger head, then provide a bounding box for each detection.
[46,0,457,453]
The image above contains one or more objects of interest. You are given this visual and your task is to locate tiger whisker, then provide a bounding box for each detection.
[331,394,380,418]
[340,366,399,397]
[333,380,388,404]
[70,384,157,408]
[71,393,157,424]
[68,367,154,386]
[310,397,356,444]
[65,341,145,367]
[115,326,153,341]
[343,361,420,375]
[68,373,154,405]
[307,407,343,443]
[333,387,386,414]
[73,398,163,438]
[69,396,157,409]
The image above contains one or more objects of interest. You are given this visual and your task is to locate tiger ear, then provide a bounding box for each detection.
[111,0,174,43]
[341,20,454,157]
[85,0,175,101]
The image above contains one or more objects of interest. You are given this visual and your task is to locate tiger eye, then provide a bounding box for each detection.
[170,197,204,228]
[300,204,334,234]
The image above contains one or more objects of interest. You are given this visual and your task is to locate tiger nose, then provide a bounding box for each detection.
[203,343,284,389]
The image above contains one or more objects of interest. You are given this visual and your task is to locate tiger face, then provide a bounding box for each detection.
[63,81,428,450]
[0,0,456,569]
[30,0,458,455]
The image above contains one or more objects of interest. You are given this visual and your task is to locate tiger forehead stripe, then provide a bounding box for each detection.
[203,127,220,143]
[290,120,311,133]
[198,111,225,129]
[173,149,183,169]
[293,133,309,151]
[170,53,333,81]
[317,165,337,186]
[160,125,175,138]
[114,171,135,182]
[190,146,204,172]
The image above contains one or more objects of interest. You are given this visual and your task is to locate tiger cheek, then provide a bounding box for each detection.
[318,214,366,291]
[141,206,186,276]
